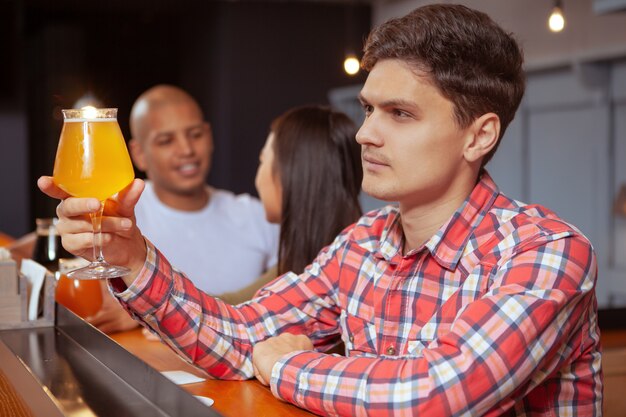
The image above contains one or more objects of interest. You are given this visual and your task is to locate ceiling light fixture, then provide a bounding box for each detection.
[344,54,360,76]
[343,3,360,76]
[548,0,566,33]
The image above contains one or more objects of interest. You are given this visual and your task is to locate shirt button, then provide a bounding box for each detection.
[349,335,354,343]
[386,345,396,355]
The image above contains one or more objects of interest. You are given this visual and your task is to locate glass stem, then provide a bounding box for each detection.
[90,202,106,263]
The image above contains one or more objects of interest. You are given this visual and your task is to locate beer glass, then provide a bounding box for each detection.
[55,258,103,317]
[52,107,135,279]
[33,217,72,272]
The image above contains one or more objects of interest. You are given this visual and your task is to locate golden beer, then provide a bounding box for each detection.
[53,111,134,201]
[51,107,134,279]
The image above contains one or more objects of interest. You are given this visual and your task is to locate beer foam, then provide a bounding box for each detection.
[64,118,117,122]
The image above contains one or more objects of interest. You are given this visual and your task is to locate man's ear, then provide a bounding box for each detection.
[129,138,147,171]
[463,112,500,163]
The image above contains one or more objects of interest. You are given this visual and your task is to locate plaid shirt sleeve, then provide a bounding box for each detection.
[269,232,600,416]
[113,236,346,380]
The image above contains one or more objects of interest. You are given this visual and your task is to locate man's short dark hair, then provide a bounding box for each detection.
[362,4,525,166]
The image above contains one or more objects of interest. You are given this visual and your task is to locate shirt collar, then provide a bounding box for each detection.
[378,171,500,270]
[425,171,499,270]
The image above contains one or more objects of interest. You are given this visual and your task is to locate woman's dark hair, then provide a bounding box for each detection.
[362,4,525,167]
[270,105,363,275]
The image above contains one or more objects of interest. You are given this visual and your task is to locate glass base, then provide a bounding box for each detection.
[66,261,130,280]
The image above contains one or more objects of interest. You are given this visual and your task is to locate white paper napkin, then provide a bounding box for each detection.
[21,259,47,321]
[160,370,206,385]
[194,395,214,407]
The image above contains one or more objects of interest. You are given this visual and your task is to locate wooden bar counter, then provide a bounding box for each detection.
[0,231,313,416]
[0,306,314,417]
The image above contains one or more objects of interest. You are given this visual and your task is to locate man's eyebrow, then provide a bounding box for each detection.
[152,131,173,139]
[380,98,420,110]
[185,123,206,131]
[358,94,421,113]
[150,123,206,140]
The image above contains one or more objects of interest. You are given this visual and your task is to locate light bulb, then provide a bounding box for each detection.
[81,106,98,119]
[548,6,565,32]
[73,92,104,110]
[343,55,360,76]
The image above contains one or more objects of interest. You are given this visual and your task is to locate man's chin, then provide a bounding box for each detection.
[160,180,207,197]
[361,182,398,203]
[176,183,207,197]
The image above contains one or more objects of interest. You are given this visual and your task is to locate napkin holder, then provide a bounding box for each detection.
[0,257,55,330]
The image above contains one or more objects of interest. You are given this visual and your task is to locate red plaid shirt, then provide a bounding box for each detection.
[114,172,602,416]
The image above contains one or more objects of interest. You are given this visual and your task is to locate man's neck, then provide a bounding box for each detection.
[399,175,478,255]
[153,184,210,212]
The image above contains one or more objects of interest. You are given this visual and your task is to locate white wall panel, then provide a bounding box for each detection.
[614,103,626,271]
[525,68,607,108]
[608,62,626,303]
[487,112,525,202]
[613,59,626,100]
[528,106,610,258]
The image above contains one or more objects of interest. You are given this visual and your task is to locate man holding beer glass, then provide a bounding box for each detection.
[40,4,602,415]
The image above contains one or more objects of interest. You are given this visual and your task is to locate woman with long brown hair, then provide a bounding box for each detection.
[218,105,362,303]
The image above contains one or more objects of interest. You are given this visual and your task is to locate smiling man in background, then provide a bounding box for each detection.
[88,85,278,333]
[128,85,278,292]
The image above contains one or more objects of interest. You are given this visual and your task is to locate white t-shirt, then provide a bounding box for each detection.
[134,181,279,294]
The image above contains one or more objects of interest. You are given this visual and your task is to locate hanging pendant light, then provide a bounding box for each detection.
[343,2,360,76]
[344,54,360,76]
[548,0,566,32]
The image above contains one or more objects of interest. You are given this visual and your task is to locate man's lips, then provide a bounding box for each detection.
[176,162,201,176]
[362,153,389,167]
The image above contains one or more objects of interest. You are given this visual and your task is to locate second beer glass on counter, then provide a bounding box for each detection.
[55,258,103,318]
[32,217,72,272]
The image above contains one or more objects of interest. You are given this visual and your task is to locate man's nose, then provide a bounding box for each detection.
[356,114,383,147]
[174,136,194,155]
